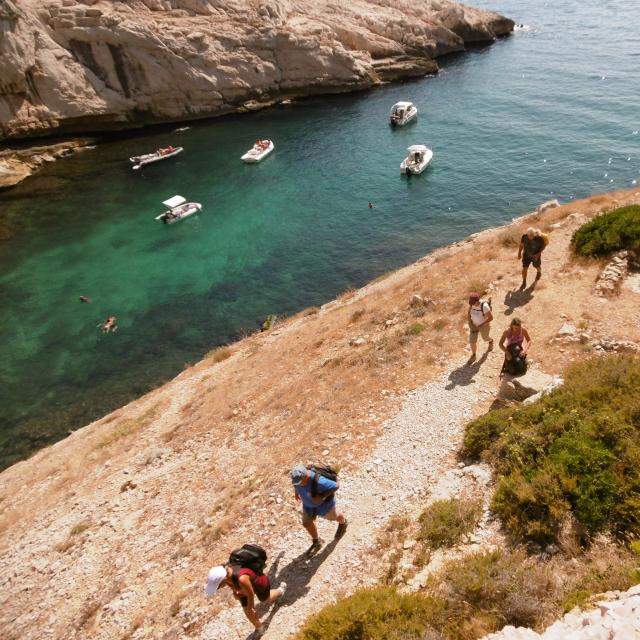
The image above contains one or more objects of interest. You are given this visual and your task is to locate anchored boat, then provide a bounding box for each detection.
[400,145,433,175]
[241,139,274,163]
[130,146,183,170]
[390,101,418,127]
[155,195,202,224]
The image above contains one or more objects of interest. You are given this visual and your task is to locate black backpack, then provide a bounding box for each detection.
[228,543,267,576]
[308,464,339,502]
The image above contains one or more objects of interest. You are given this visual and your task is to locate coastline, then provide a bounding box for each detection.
[1,187,639,639]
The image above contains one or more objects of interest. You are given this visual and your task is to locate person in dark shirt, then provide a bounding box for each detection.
[518,227,545,289]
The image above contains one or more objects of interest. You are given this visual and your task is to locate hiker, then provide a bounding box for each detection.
[499,317,532,375]
[291,464,348,557]
[467,292,493,360]
[204,544,286,639]
[518,227,546,289]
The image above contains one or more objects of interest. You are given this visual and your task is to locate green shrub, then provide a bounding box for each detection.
[571,205,640,256]
[294,586,444,640]
[462,355,640,544]
[418,499,482,549]
[406,322,426,336]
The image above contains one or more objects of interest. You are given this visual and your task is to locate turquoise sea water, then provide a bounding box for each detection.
[0,0,639,468]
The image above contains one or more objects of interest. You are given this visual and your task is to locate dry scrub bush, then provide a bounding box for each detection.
[418,498,482,550]
[349,308,366,323]
[207,346,232,363]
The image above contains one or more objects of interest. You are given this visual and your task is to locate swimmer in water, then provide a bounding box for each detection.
[79,296,91,303]
[99,316,118,334]
[368,202,374,209]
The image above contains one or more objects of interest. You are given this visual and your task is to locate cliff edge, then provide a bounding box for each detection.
[0,0,513,140]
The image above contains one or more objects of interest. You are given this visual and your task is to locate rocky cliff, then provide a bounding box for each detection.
[0,0,513,140]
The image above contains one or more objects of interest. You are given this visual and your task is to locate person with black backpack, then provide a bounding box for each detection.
[290,463,348,557]
[204,544,286,639]
[498,317,532,376]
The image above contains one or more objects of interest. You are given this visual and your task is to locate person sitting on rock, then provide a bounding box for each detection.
[290,464,347,557]
[204,550,286,640]
[499,317,531,375]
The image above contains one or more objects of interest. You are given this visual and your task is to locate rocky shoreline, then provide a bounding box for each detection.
[0,0,512,145]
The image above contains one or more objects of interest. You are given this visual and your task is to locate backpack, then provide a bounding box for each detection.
[228,543,267,576]
[502,344,528,376]
[307,464,339,501]
[539,232,550,248]
[480,297,492,317]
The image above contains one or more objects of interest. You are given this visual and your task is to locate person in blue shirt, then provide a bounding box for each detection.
[290,464,348,557]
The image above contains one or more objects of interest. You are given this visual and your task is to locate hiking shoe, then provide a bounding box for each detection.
[335,520,348,540]
[306,539,322,557]
[277,582,288,599]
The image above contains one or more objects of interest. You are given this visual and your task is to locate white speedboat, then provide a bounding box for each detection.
[155,195,202,224]
[241,139,274,163]
[389,101,418,127]
[400,145,433,175]
[130,146,183,170]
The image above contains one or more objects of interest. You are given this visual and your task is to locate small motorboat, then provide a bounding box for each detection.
[400,145,433,176]
[155,195,202,224]
[390,101,418,127]
[241,139,274,163]
[130,146,183,170]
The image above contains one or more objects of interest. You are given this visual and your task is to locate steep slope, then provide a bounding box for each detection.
[0,0,513,140]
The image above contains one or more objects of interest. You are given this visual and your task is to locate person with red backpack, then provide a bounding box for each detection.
[204,544,286,639]
[291,464,348,557]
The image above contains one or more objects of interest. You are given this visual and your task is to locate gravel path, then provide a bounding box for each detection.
[201,350,502,639]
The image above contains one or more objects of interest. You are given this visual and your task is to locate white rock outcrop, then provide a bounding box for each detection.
[483,584,640,640]
[0,0,513,140]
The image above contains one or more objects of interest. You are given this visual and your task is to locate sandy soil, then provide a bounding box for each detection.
[1,188,639,640]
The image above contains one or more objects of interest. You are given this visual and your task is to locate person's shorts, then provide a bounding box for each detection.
[302,503,339,525]
[239,574,271,607]
[469,322,491,344]
[522,254,541,269]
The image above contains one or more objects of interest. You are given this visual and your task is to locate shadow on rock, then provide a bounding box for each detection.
[252,540,339,636]
[445,351,489,390]
[503,283,535,316]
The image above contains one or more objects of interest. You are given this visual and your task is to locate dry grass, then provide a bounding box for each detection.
[96,401,164,450]
[70,519,91,536]
[207,345,233,363]
[349,308,366,323]
[432,318,448,331]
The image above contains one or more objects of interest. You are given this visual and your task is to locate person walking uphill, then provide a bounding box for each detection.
[467,292,493,361]
[291,464,348,557]
[518,227,546,289]
[204,544,286,639]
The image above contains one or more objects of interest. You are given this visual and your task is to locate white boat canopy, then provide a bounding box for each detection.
[391,101,414,112]
[407,145,429,154]
[162,195,186,209]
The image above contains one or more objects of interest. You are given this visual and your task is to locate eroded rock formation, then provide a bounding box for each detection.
[0,0,513,140]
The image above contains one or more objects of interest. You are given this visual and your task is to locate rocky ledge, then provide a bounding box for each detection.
[0,0,513,141]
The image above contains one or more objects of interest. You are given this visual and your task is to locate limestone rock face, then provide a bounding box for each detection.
[0,0,513,140]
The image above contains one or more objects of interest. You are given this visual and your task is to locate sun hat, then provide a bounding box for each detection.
[204,565,227,597]
[468,292,481,304]
[290,464,308,486]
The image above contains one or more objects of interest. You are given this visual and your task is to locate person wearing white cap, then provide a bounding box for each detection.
[204,564,286,638]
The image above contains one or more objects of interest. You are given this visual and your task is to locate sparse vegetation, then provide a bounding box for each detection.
[463,355,640,545]
[297,539,640,640]
[418,498,482,549]
[432,317,448,331]
[207,345,232,363]
[405,322,426,336]
[70,519,91,536]
[304,306,320,316]
[572,205,640,256]
[96,402,163,449]
[349,308,366,323]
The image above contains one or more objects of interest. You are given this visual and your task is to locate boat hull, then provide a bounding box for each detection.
[130,147,183,170]
[241,141,274,163]
[390,108,418,127]
[155,202,202,224]
[400,149,433,175]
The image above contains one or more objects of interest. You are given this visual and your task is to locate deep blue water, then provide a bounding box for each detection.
[0,0,638,468]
